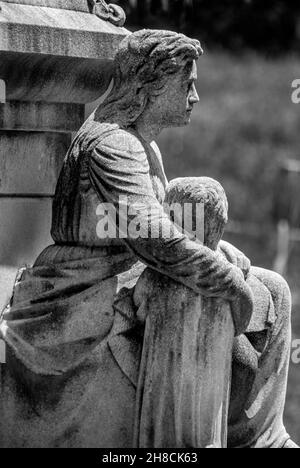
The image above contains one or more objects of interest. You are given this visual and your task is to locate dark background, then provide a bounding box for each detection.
[115,0,300,445]
[117,0,300,54]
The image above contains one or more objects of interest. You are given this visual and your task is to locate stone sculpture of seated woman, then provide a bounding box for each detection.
[0,29,297,448]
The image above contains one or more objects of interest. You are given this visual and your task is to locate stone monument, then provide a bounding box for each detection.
[0,11,297,448]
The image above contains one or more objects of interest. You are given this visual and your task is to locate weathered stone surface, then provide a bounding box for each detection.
[0,29,237,449]
[2,0,91,13]
[0,198,52,265]
[0,28,297,450]
[0,3,129,103]
[0,2,128,58]
[0,2,128,279]
[0,102,84,132]
[0,54,117,103]
[0,132,70,194]
[1,0,95,13]
[1,0,127,26]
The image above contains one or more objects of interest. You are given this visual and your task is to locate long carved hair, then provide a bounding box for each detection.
[94,29,203,128]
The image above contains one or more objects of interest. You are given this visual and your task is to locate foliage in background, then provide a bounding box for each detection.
[158,52,300,227]
[116,0,300,54]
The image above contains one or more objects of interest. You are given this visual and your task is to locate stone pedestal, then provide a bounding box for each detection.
[0,0,128,269]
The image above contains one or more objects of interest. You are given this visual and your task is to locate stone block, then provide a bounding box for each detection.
[0,2,127,58]
[0,198,52,266]
[0,102,84,132]
[1,0,92,12]
[0,2,129,103]
[0,131,71,194]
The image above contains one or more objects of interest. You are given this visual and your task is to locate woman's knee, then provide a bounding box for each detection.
[251,267,290,301]
[250,267,291,322]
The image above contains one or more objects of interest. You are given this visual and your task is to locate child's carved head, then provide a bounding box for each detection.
[165,177,228,251]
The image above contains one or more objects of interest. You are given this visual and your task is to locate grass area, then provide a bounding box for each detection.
[158,51,300,444]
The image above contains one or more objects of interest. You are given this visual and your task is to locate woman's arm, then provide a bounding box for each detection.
[88,129,253,316]
[219,240,251,278]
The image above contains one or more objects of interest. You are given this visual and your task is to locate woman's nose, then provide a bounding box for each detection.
[189,85,200,105]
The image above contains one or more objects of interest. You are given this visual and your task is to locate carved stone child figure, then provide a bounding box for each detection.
[134,177,295,448]
[133,176,236,448]
[166,176,277,378]
[166,177,229,251]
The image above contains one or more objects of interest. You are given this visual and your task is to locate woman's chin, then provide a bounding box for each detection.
[185,115,192,125]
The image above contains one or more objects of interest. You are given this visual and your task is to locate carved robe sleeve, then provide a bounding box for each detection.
[88,129,253,326]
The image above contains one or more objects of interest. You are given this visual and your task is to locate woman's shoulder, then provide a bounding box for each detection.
[98,127,146,156]
[81,119,145,155]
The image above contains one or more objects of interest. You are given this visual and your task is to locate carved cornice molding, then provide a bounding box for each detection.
[0,0,126,27]
[0,1,129,102]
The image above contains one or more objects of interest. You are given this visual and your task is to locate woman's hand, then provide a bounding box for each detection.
[218,240,251,279]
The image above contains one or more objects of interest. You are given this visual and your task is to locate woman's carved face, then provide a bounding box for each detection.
[149,60,200,129]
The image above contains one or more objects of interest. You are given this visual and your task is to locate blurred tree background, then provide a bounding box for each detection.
[116,0,300,54]
[113,0,300,443]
